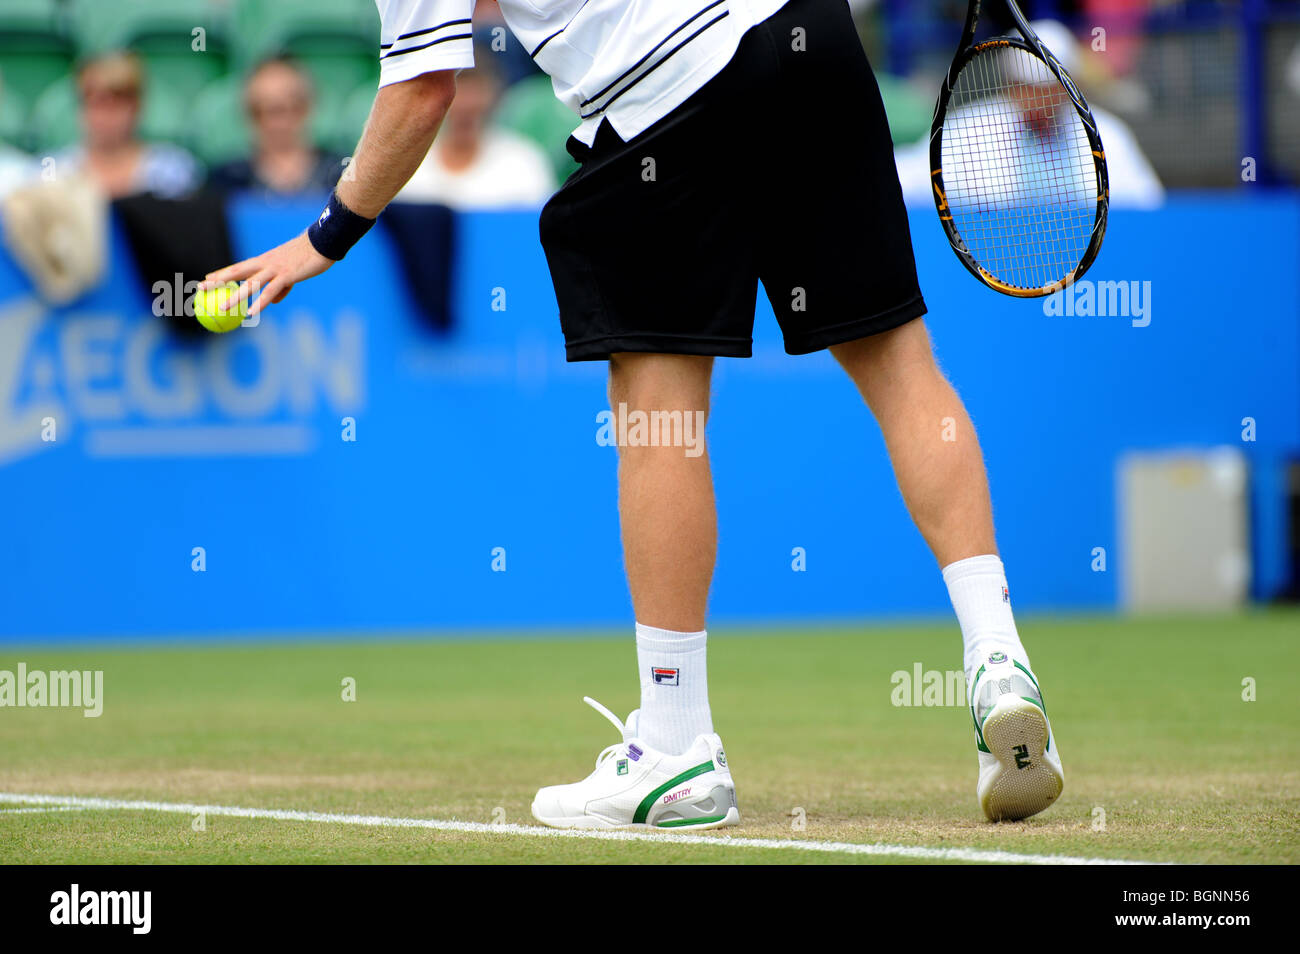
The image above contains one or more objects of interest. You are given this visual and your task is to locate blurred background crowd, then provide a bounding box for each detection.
[859,0,1300,193]
[0,0,565,210]
[0,0,1295,211]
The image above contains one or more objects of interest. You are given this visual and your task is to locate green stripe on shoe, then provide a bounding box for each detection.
[1013,659,1044,703]
[969,664,990,753]
[1013,660,1051,752]
[656,814,728,828]
[971,660,1053,755]
[633,760,715,825]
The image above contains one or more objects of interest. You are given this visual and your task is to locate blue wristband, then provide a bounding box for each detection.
[307,191,376,261]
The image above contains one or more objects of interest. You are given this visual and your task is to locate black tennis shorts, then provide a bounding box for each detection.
[538,0,927,362]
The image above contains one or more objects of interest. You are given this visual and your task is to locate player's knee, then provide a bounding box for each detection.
[833,321,936,379]
[608,353,713,415]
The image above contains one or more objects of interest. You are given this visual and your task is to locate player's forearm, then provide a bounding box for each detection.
[334,71,458,219]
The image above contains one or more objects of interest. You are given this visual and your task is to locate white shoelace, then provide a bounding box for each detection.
[584,696,627,772]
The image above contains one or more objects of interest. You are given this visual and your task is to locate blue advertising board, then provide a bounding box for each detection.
[1,194,1296,641]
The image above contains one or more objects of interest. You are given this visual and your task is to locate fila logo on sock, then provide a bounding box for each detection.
[651,667,679,686]
[1001,585,1010,603]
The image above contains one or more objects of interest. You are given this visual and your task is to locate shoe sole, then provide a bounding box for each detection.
[979,697,1063,822]
[530,805,740,831]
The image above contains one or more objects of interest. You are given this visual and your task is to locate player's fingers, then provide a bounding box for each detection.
[247,276,288,316]
[201,257,261,289]
[227,271,272,307]
[271,284,294,305]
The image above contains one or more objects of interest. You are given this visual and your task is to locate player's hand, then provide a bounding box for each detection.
[200,232,333,316]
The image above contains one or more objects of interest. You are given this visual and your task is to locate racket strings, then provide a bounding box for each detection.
[941,45,1096,291]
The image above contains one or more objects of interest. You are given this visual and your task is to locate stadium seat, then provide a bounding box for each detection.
[67,0,230,100]
[28,78,79,154]
[0,92,29,153]
[188,76,252,167]
[0,0,58,30]
[235,0,380,73]
[235,0,380,52]
[0,0,75,138]
[875,73,934,145]
[495,74,580,183]
[69,0,226,55]
[328,84,378,157]
[137,82,191,150]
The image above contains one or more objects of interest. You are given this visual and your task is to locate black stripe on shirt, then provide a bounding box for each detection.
[382,32,473,60]
[381,18,473,53]
[397,19,472,42]
[578,0,726,107]
[530,28,562,59]
[579,9,730,119]
[530,0,590,59]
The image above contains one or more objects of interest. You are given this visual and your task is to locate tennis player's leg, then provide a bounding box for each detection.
[529,21,759,831]
[751,0,1063,821]
[529,350,736,829]
[830,322,995,568]
[830,323,1023,682]
[832,323,1064,821]
[607,353,716,636]
[607,351,722,756]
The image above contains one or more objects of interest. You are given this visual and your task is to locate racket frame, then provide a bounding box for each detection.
[929,0,1110,297]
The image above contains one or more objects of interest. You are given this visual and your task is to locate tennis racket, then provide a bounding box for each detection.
[930,1,1109,297]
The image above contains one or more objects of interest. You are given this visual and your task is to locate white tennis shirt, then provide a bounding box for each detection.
[376,0,789,145]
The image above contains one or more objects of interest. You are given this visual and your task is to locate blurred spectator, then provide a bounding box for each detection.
[1079,0,1151,76]
[1028,19,1163,207]
[0,70,37,199]
[56,52,201,199]
[895,19,1164,209]
[208,57,345,198]
[396,48,555,209]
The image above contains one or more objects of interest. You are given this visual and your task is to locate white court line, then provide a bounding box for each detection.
[0,792,1155,865]
[0,806,90,815]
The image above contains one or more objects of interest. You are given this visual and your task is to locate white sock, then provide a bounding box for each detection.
[942,554,1030,681]
[635,622,713,755]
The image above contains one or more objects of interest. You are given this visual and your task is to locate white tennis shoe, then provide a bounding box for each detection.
[531,697,739,830]
[969,654,1064,821]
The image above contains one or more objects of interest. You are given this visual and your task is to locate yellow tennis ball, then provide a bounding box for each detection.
[194,282,248,333]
